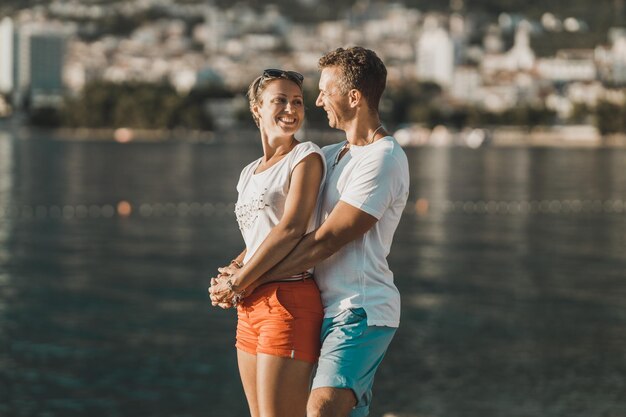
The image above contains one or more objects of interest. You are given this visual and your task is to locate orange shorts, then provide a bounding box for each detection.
[235,278,323,363]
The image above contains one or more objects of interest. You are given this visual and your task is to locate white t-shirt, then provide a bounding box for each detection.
[315,136,410,327]
[235,141,325,267]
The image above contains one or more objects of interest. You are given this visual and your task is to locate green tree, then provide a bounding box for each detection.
[29,106,62,127]
[570,103,592,124]
[61,81,215,130]
[595,100,624,135]
[383,81,443,128]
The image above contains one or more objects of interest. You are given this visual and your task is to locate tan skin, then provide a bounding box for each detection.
[212,66,389,417]
[210,77,324,417]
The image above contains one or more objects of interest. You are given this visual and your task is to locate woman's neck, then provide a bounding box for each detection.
[261,133,296,161]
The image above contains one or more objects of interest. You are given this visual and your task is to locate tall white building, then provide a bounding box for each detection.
[0,17,13,94]
[481,22,535,75]
[507,21,535,71]
[416,16,454,88]
[13,24,33,106]
[610,31,626,84]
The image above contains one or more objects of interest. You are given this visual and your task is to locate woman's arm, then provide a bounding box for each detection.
[218,248,247,275]
[212,152,323,298]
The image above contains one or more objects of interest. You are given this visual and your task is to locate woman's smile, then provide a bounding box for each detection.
[277,116,297,126]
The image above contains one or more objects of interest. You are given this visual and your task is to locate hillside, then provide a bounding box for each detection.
[2,0,623,20]
[1,0,623,50]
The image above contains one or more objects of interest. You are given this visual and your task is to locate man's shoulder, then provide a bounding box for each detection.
[367,137,408,165]
[368,138,410,188]
[321,141,346,161]
[321,141,345,153]
[380,135,406,152]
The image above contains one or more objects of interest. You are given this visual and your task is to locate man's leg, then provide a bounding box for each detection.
[309,308,397,417]
[307,387,355,417]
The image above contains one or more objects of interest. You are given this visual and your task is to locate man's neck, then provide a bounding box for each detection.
[344,115,384,147]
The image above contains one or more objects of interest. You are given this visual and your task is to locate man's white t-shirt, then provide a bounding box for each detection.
[315,136,410,327]
[234,141,325,266]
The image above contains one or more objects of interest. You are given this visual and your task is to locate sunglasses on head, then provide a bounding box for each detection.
[262,68,304,85]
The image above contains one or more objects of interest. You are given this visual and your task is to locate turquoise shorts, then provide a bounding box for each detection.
[311,307,397,417]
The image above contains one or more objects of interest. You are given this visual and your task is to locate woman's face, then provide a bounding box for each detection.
[254,79,304,137]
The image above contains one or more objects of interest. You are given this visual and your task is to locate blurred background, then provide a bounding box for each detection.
[0,1,625,417]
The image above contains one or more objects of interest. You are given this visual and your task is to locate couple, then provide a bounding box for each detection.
[209,46,410,417]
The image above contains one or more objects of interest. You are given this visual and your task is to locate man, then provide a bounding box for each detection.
[212,46,409,417]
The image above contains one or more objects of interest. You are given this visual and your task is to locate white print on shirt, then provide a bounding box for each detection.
[234,187,268,231]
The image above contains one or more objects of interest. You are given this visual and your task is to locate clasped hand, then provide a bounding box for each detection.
[208,264,240,309]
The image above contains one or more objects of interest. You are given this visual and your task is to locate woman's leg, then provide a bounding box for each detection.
[256,353,315,417]
[237,349,260,417]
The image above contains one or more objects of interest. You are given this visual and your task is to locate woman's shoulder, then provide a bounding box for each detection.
[294,140,323,154]
[291,140,324,161]
[285,141,325,172]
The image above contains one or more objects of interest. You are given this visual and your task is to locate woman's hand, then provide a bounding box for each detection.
[209,275,235,309]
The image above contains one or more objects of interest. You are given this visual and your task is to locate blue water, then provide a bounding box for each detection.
[0,131,625,417]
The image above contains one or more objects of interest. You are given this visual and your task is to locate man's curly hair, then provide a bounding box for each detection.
[318,46,387,111]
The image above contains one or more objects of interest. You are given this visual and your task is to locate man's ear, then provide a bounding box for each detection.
[252,104,261,121]
[348,89,361,108]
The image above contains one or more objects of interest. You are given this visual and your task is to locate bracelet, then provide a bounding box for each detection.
[230,259,243,268]
[231,291,246,306]
[226,278,246,306]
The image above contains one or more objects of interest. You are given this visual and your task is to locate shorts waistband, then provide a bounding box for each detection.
[261,272,313,286]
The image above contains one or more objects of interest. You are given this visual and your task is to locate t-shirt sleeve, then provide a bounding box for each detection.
[340,152,406,220]
[290,142,326,183]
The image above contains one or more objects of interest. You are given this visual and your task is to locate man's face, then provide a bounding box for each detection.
[316,67,353,130]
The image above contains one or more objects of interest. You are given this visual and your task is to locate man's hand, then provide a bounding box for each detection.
[217,264,239,277]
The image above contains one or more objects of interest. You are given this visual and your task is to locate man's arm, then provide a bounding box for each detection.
[245,201,378,293]
[209,153,323,305]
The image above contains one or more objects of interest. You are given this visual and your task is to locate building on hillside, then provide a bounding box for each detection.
[450,66,481,103]
[606,28,626,84]
[30,33,66,102]
[481,21,535,75]
[536,50,596,83]
[13,22,71,108]
[0,17,13,94]
[416,15,454,88]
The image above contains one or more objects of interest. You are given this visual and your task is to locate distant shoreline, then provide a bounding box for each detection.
[489,126,626,148]
[1,126,218,142]
[1,124,626,148]
[0,125,348,145]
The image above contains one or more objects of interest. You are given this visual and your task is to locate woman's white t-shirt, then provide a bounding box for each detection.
[234,141,325,267]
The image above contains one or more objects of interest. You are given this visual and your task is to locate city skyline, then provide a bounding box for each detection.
[2,0,626,143]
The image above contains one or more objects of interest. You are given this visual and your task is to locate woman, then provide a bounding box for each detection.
[209,69,325,417]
